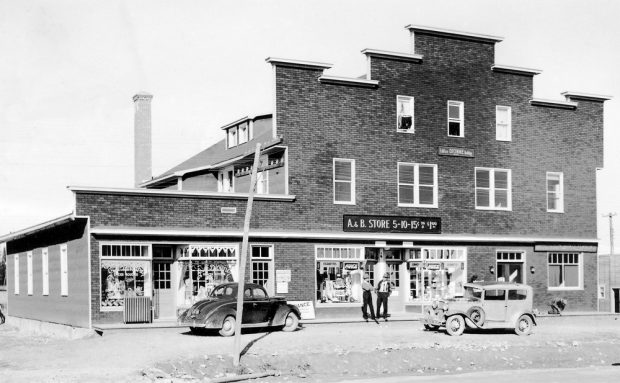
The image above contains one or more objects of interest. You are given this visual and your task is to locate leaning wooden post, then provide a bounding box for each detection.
[233,143,261,367]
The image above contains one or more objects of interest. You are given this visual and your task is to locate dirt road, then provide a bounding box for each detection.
[1,315,619,382]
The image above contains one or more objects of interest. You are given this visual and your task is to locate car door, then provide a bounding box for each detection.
[506,288,528,323]
[251,286,273,323]
[483,289,507,322]
[242,287,270,324]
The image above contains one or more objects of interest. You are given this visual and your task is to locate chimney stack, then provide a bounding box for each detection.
[133,92,153,187]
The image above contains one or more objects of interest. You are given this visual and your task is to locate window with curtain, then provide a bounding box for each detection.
[397,95,414,132]
[496,105,511,141]
[548,252,581,289]
[547,172,564,212]
[475,167,511,210]
[398,163,438,207]
[447,100,464,137]
[333,159,355,204]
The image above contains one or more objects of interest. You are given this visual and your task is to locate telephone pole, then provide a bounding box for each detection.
[603,212,616,312]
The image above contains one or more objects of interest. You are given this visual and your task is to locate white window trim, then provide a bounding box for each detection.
[42,248,49,296]
[60,244,68,296]
[396,95,415,133]
[397,162,438,208]
[238,123,249,145]
[27,251,33,295]
[218,167,235,193]
[257,170,269,194]
[250,244,275,296]
[495,250,526,284]
[496,105,512,141]
[333,158,356,205]
[547,252,584,291]
[14,254,19,295]
[447,100,464,137]
[546,172,564,213]
[100,242,153,260]
[475,167,512,211]
[227,126,238,148]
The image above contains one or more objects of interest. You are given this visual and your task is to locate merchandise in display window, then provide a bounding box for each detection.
[101,260,151,309]
[407,248,466,302]
[315,246,364,304]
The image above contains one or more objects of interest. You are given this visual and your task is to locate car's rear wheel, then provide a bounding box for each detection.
[466,306,485,327]
[282,312,299,332]
[219,316,236,337]
[515,314,533,336]
[445,315,465,336]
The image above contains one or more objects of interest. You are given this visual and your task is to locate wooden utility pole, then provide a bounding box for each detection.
[603,212,616,313]
[233,143,261,367]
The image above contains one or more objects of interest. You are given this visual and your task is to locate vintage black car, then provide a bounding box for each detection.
[0,303,5,325]
[178,283,301,336]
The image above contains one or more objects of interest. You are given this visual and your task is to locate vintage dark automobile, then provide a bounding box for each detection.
[178,283,301,336]
[0,303,5,325]
[423,282,537,336]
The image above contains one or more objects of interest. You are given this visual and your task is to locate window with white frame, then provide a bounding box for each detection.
[227,127,238,148]
[475,168,511,210]
[256,171,268,194]
[496,251,525,283]
[548,252,582,289]
[60,244,68,296]
[27,251,33,295]
[447,100,464,137]
[397,95,414,132]
[238,123,249,144]
[101,243,152,310]
[496,105,511,141]
[251,245,274,295]
[42,248,49,296]
[14,254,19,295]
[398,163,437,207]
[333,159,355,204]
[218,168,235,192]
[547,172,564,213]
[316,246,364,304]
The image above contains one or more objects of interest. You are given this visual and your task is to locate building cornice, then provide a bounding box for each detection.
[405,24,504,44]
[88,226,598,245]
[0,212,76,243]
[361,48,423,63]
[69,186,296,202]
[492,64,542,76]
[561,91,612,102]
[265,57,333,70]
[318,75,379,88]
[530,98,578,110]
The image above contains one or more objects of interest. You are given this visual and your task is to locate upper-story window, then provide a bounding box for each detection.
[397,95,414,133]
[256,171,268,194]
[227,127,238,148]
[333,158,355,204]
[398,163,438,208]
[496,106,512,141]
[239,123,249,144]
[547,172,564,213]
[475,167,511,210]
[447,100,464,137]
[218,168,234,193]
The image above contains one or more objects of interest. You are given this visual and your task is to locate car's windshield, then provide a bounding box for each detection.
[210,285,235,298]
[464,286,482,300]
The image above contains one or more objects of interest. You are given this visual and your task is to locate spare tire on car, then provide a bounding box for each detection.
[466,306,485,327]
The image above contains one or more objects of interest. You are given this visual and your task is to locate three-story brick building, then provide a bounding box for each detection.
[2,25,610,328]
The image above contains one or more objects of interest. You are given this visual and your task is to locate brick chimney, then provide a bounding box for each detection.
[133,92,153,187]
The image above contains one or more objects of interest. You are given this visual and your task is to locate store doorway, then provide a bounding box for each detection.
[251,245,274,296]
[153,261,175,320]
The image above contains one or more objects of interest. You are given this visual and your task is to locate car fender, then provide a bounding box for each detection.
[272,304,301,325]
[509,311,537,327]
[445,309,482,328]
[203,306,236,328]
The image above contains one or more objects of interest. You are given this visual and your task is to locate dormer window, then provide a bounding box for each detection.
[227,127,238,148]
[239,123,249,144]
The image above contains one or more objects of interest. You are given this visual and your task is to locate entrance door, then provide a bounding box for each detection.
[153,262,175,320]
[497,262,523,283]
[614,288,620,313]
[251,245,274,296]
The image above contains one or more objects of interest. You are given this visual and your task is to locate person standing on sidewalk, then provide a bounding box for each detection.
[376,272,393,321]
[361,273,377,323]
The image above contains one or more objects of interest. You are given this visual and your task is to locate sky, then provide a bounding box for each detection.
[1,0,619,252]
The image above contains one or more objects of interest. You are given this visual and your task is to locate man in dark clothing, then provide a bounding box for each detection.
[376,272,393,321]
[361,273,377,323]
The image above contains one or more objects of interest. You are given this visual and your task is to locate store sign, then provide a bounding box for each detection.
[343,215,441,234]
[220,207,237,214]
[438,146,474,158]
[426,263,441,271]
[343,263,359,271]
[288,301,316,320]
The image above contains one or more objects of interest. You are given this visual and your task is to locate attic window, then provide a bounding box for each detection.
[227,127,238,148]
[239,123,248,144]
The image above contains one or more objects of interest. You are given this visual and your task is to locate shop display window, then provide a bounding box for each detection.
[407,247,466,302]
[101,261,150,309]
[316,246,364,304]
[179,260,236,305]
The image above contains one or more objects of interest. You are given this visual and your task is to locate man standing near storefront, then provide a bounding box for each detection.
[376,272,393,321]
[361,273,377,323]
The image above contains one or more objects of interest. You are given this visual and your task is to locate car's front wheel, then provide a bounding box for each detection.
[515,314,533,336]
[282,312,299,332]
[219,316,236,337]
[445,315,465,336]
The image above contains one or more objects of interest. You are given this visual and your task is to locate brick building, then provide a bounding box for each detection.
[1,25,611,328]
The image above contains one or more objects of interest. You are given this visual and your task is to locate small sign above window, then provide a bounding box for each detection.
[221,207,237,214]
[438,146,474,158]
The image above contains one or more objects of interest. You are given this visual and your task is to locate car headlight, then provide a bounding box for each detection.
[191,308,200,316]
[442,303,449,311]
[431,301,438,309]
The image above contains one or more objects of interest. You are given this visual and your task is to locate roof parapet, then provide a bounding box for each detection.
[361,48,423,63]
[219,114,272,131]
[318,75,379,88]
[492,64,542,76]
[265,57,332,70]
[530,98,578,110]
[561,91,612,102]
[405,24,504,44]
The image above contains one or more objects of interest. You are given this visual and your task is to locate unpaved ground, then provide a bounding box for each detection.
[1,316,619,382]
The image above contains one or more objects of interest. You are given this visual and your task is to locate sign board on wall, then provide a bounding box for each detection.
[438,146,474,158]
[288,301,316,320]
[276,282,288,294]
[276,270,291,282]
[343,215,441,234]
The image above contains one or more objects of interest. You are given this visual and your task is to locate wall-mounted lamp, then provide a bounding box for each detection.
[530,266,536,274]
[489,265,495,274]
